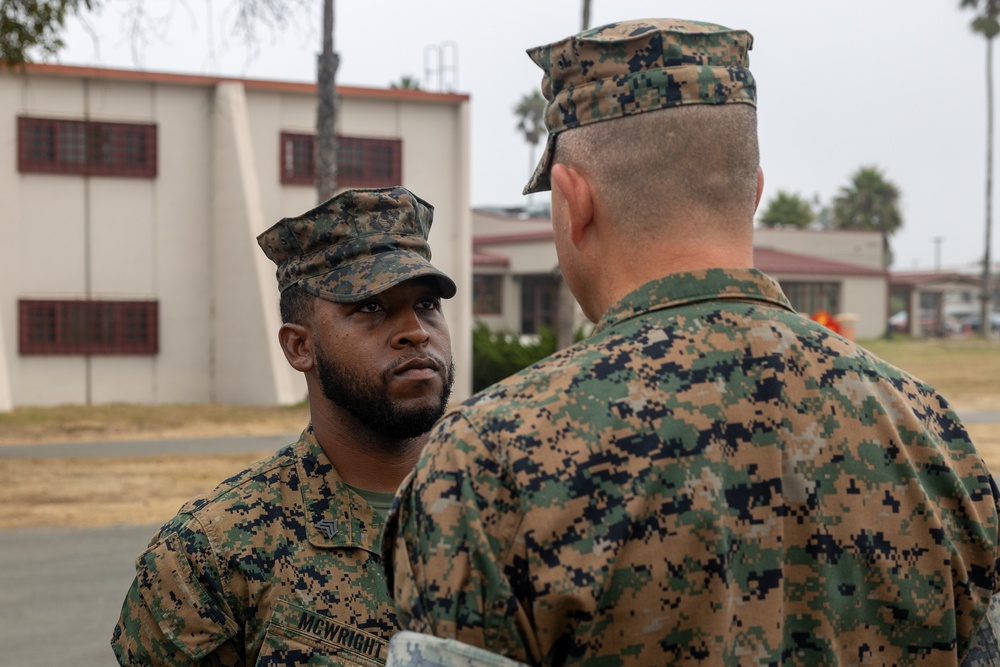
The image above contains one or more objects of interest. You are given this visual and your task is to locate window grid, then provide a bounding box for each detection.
[280,132,402,187]
[779,282,841,316]
[473,274,503,315]
[520,275,559,335]
[19,300,159,355]
[18,117,158,178]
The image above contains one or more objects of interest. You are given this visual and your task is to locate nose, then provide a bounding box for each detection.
[391,309,430,348]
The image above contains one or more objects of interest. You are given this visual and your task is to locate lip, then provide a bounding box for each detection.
[393,356,442,381]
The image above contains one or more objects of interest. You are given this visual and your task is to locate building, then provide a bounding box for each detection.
[889,271,989,337]
[472,210,890,341]
[0,63,472,411]
[472,206,586,337]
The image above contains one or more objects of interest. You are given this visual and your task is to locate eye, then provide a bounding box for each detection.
[417,297,441,311]
[356,301,384,314]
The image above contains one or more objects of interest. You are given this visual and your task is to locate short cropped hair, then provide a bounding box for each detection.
[279,283,315,325]
[553,104,759,237]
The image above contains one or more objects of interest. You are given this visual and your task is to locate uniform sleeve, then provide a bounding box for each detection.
[385,411,539,664]
[111,520,242,666]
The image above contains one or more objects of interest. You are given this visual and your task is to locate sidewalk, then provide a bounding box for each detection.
[0,433,298,459]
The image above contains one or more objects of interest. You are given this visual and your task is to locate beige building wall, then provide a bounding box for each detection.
[776,273,887,340]
[755,228,885,271]
[0,65,471,409]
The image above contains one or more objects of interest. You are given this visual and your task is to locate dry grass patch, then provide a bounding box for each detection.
[0,403,309,445]
[0,452,269,530]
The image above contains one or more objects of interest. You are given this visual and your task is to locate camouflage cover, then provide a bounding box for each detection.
[386,631,530,667]
[257,186,457,303]
[112,426,396,666]
[385,268,1000,665]
[523,18,756,194]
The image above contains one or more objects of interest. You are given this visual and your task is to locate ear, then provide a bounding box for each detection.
[279,323,314,373]
[551,162,594,248]
[754,166,765,212]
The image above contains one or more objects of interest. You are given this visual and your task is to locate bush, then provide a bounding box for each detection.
[471,323,557,393]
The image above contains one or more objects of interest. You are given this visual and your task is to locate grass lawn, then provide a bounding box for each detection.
[857,337,1000,412]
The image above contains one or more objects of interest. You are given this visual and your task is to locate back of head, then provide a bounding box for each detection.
[554,104,759,238]
[525,18,760,239]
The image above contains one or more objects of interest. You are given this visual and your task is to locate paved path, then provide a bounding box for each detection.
[0,523,159,667]
[0,434,297,666]
[0,433,297,459]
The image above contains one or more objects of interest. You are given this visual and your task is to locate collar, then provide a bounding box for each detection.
[294,426,386,555]
[593,268,794,335]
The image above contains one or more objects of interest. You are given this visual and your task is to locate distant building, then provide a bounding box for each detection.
[889,271,990,337]
[0,64,472,411]
[472,211,890,341]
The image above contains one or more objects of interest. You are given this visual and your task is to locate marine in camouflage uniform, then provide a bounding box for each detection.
[384,19,1000,666]
[112,186,456,666]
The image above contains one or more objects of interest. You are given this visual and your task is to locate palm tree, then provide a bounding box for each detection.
[832,166,902,269]
[316,0,339,203]
[391,75,420,90]
[513,90,546,188]
[960,0,999,337]
[759,191,815,229]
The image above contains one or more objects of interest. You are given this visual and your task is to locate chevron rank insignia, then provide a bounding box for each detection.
[317,519,339,539]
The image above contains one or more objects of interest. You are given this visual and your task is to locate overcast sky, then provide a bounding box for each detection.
[54,1,995,272]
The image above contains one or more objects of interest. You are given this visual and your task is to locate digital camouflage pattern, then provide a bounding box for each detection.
[523,18,756,194]
[967,595,1000,665]
[385,268,1000,666]
[386,632,530,667]
[257,186,457,303]
[112,427,396,666]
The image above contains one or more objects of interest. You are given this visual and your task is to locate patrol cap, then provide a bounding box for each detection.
[523,18,756,195]
[256,186,457,303]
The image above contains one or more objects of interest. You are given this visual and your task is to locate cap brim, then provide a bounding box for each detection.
[298,250,457,304]
[522,133,557,195]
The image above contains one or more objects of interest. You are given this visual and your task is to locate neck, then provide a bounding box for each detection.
[589,234,754,320]
[308,399,425,493]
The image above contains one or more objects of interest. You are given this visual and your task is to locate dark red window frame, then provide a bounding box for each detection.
[473,274,503,315]
[18,116,158,178]
[280,132,402,187]
[19,300,159,355]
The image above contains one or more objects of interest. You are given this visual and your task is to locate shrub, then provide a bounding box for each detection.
[471,323,557,393]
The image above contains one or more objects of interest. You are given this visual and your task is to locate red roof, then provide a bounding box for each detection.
[16,63,470,104]
[473,230,555,246]
[889,271,982,287]
[753,246,886,277]
[472,250,509,267]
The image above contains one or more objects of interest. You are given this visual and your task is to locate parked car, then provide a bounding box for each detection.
[888,311,964,336]
[957,312,1000,333]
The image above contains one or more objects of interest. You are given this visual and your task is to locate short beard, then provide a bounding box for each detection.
[315,346,454,445]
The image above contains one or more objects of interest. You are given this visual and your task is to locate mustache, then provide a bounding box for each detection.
[384,353,448,376]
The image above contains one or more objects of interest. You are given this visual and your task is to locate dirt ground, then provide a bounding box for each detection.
[1,403,997,531]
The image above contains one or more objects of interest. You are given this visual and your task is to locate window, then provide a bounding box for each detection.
[18,116,157,178]
[280,132,402,187]
[473,274,502,315]
[520,275,559,334]
[19,300,159,355]
[779,282,841,316]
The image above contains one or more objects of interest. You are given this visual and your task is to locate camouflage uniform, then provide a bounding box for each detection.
[385,268,1000,665]
[112,427,395,665]
[113,185,456,666]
